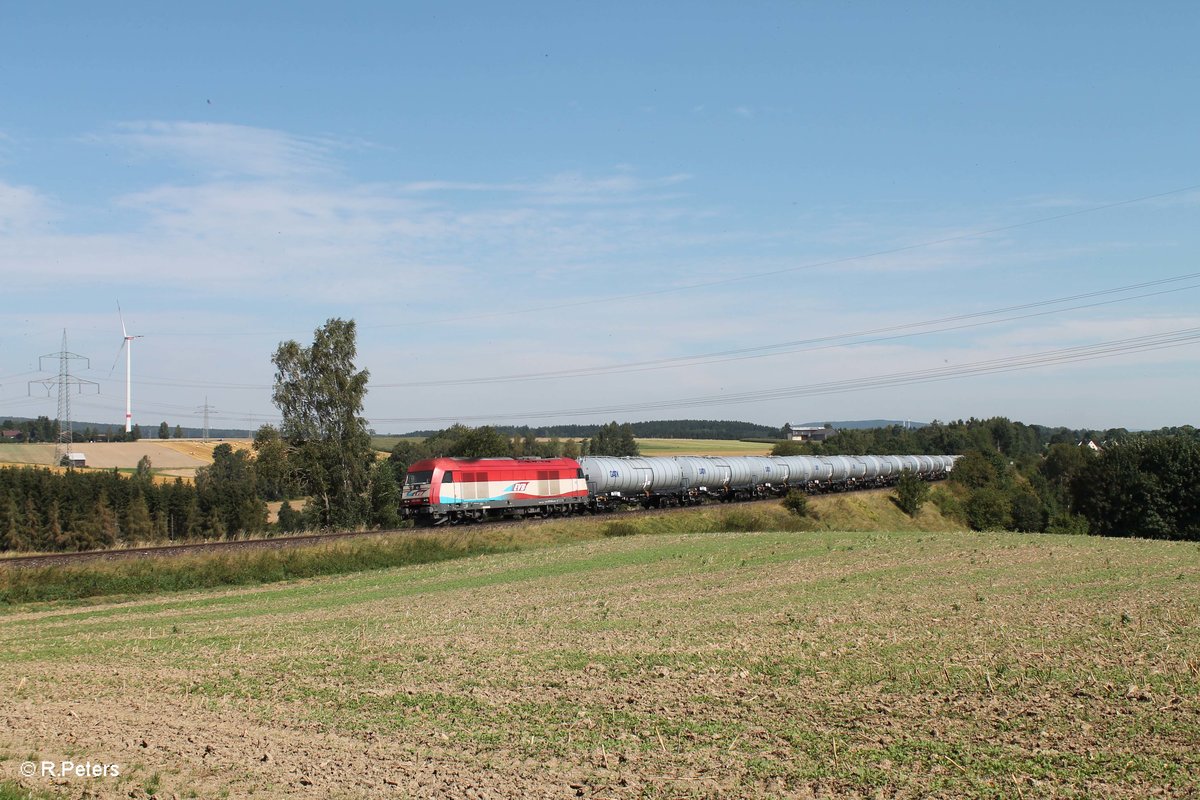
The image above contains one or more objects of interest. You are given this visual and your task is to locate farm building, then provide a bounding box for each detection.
[783,424,836,443]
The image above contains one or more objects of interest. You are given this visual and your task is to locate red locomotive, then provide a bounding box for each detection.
[401,457,589,525]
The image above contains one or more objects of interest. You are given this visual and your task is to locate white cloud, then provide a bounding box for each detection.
[92,121,338,178]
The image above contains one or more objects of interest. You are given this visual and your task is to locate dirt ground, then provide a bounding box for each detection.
[1,529,1198,799]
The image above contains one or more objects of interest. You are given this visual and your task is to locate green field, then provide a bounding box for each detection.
[368,435,423,452]
[1,519,1197,798]
[633,438,774,456]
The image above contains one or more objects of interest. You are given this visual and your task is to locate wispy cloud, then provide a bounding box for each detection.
[91,121,339,178]
[0,179,53,233]
[395,170,692,205]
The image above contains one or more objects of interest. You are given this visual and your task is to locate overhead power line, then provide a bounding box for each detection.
[370,274,1200,388]
[366,326,1200,424]
[87,269,1200,393]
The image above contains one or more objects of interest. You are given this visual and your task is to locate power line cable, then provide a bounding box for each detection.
[85,269,1200,392]
[371,277,1200,387]
[366,327,1200,423]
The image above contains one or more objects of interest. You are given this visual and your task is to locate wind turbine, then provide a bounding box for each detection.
[111,302,144,434]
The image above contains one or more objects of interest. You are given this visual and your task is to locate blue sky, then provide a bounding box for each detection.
[2,2,1198,433]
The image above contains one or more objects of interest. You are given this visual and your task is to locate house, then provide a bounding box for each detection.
[1,429,24,442]
[63,452,87,468]
[783,424,836,443]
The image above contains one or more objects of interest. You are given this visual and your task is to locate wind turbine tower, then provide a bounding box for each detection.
[114,303,144,434]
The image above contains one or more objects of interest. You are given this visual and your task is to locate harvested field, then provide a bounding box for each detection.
[0,443,56,467]
[1,529,1197,799]
[0,441,249,480]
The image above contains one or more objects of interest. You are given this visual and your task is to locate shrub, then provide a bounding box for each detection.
[930,486,967,525]
[1045,513,1090,536]
[1009,489,1047,532]
[781,490,810,517]
[894,472,930,516]
[966,487,1012,531]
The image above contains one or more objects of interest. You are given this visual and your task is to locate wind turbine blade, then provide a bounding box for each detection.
[108,339,128,377]
[117,300,128,339]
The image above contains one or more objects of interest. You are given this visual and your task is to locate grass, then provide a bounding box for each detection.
[0,526,1197,798]
[634,437,774,455]
[0,781,60,800]
[0,490,958,609]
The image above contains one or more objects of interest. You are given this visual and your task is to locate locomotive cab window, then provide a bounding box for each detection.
[404,470,434,486]
[441,471,453,483]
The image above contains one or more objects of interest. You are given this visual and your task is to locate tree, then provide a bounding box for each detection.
[272,318,373,529]
[1010,489,1046,532]
[136,455,153,479]
[949,450,1005,490]
[966,488,1012,531]
[158,421,170,439]
[277,500,305,533]
[252,424,294,501]
[369,460,402,529]
[388,439,433,479]
[1072,436,1200,540]
[173,424,183,439]
[123,490,155,543]
[0,496,21,551]
[588,421,639,457]
[196,443,265,536]
[449,425,510,459]
[894,471,930,516]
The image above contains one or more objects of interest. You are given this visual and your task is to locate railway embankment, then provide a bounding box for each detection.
[0,488,965,608]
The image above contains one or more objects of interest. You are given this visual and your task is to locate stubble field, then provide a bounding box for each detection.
[1,527,1198,799]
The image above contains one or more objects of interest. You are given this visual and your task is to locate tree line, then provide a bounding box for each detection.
[882,424,1200,541]
[402,419,778,441]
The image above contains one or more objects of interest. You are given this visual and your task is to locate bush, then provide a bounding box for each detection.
[781,490,811,517]
[894,472,930,516]
[1045,513,1090,536]
[1010,489,1047,532]
[966,487,1012,531]
[929,486,967,525]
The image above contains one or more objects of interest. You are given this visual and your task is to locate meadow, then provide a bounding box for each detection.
[1,508,1197,798]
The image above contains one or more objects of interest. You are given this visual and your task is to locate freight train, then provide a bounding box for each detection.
[401,453,958,526]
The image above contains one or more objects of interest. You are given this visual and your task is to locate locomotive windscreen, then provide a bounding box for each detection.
[404,470,434,486]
